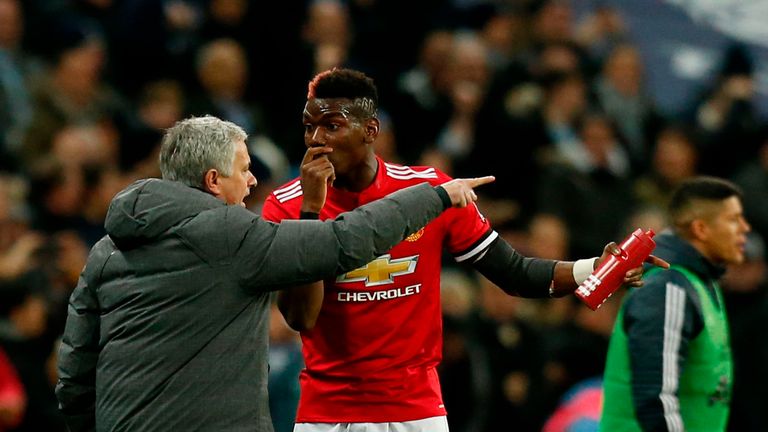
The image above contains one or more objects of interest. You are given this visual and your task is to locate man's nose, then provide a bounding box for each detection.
[310,128,325,145]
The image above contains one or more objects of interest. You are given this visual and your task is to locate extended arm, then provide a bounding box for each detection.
[471,236,557,297]
[237,178,493,290]
[471,238,667,298]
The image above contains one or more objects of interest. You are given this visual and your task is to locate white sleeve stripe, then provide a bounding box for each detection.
[276,189,303,203]
[660,282,686,431]
[385,166,436,175]
[454,231,498,262]
[384,163,435,174]
[386,172,439,180]
[273,180,301,195]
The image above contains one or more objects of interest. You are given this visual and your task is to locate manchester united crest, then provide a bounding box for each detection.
[405,228,424,242]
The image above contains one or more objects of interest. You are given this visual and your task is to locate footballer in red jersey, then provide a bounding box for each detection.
[263,156,494,423]
[261,68,664,432]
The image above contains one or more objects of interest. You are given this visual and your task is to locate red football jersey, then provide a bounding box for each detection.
[261,157,495,422]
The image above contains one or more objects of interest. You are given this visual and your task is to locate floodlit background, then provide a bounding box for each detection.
[0,1,766,431]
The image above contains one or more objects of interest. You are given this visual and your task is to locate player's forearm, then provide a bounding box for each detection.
[551,261,578,296]
[472,237,557,297]
[278,282,324,331]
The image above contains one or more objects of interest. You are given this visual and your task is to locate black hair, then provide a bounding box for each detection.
[669,176,742,226]
[307,68,379,115]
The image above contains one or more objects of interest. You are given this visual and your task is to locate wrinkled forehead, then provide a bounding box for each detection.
[304,97,376,120]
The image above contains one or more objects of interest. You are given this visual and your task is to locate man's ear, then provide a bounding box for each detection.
[203,169,221,196]
[690,218,710,241]
[364,118,380,144]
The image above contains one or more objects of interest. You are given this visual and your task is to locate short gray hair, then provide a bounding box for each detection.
[159,115,248,188]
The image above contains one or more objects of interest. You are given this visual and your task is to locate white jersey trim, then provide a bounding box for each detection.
[454,230,498,263]
[274,180,303,203]
[660,282,686,432]
[384,163,438,180]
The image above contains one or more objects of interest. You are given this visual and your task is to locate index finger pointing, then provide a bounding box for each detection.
[465,176,495,188]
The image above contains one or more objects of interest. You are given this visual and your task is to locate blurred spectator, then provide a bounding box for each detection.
[574,2,628,58]
[268,303,303,432]
[439,269,483,432]
[536,112,635,258]
[633,124,699,211]
[690,43,764,178]
[302,0,352,77]
[0,273,66,431]
[391,29,454,165]
[477,276,552,432]
[21,20,126,171]
[116,79,184,179]
[188,37,290,204]
[189,38,269,138]
[480,7,529,72]
[466,69,590,229]
[529,0,575,46]
[110,0,202,96]
[428,31,492,174]
[732,136,768,241]
[200,0,249,44]
[0,0,40,172]
[593,43,664,174]
[541,376,602,432]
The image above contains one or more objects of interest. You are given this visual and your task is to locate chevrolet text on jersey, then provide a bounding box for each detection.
[337,284,422,302]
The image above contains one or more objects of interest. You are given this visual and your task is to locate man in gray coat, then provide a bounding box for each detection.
[55,115,492,432]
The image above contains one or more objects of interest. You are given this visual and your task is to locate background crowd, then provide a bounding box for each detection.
[0,0,766,431]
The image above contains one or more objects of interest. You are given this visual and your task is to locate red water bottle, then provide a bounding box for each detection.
[575,228,656,310]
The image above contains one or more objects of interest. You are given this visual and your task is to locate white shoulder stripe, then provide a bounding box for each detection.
[274,181,302,202]
[387,171,439,180]
[273,180,301,195]
[384,164,438,179]
[660,282,686,431]
[455,231,498,263]
[276,189,303,203]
